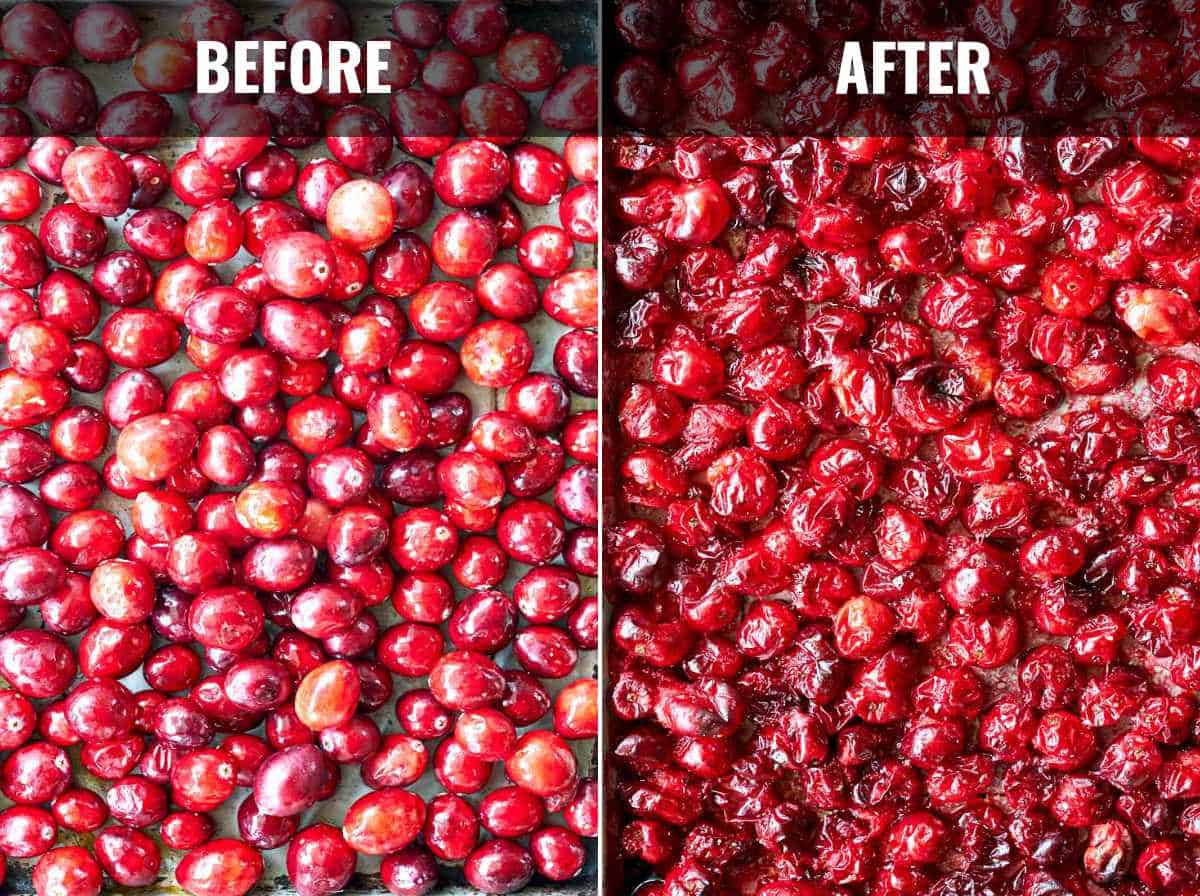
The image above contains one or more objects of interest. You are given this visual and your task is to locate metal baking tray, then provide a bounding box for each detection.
[0,0,598,892]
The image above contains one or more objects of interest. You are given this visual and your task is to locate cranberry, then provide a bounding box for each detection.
[261,232,336,299]
[1,3,69,65]
[0,629,75,699]
[286,824,355,896]
[465,840,534,895]
[72,3,140,62]
[434,139,510,208]
[541,65,597,131]
[51,789,107,834]
[125,153,171,207]
[422,48,477,97]
[237,795,296,850]
[0,170,39,223]
[342,787,426,855]
[294,660,361,731]
[33,846,102,896]
[175,838,263,896]
[325,104,393,175]
[28,66,98,135]
[461,320,535,388]
[393,0,443,46]
[326,179,397,253]
[499,32,563,91]
[382,846,439,896]
[505,729,577,798]
[432,210,500,279]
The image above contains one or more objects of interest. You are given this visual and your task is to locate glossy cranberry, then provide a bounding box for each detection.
[459,82,529,144]
[377,849,437,896]
[72,3,140,61]
[27,66,98,135]
[321,180,396,255]
[554,679,598,740]
[286,824,354,896]
[32,846,102,896]
[494,32,561,91]
[36,207,103,275]
[130,36,196,92]
[0,629,75,699]
[433,736,493,795]
[102,309,181,369]
[461,320,535,388]
[104,774,168,829]
[0,224,45,292]
[182,199,241,264]
[0,2,68,65]
[0,170,39,225]
[550,128,592,175]
[60,146,129,217]
[235,795,295,851]
[434,139,510,208]
[50,788,107,834]
[556,181,598,243]
[562,778,598,839]
[21,138,68,190]
[325,105,392,176]
[294,660,361,732]
[234,147,295,200]
[505,729,577,798]
[187,587,264,653]
[422,48,477,97]
[396,689,452,740]
[113,413,197,483]
[78,617,151,681]
[175,838,263,896]
[1,740,69,806]
[261,232,335,299]
[517,225,574,278]
[544,268,598,330]
[65,677,136,744]
[465,840,535,895]
[245,744,325,819]
[169,746,237,813]
[531,826,586,881]
[0,289,34,345]
[315,713,379,761]
[120,153,169,209]
[92,826,158,889]
[431,210,499,279]
[339,787,426,857]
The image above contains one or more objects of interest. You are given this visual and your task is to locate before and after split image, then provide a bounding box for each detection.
[0,0,1196,894]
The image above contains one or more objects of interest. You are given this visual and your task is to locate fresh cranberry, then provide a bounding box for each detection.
[175,838,263,896]
[0,10,593,893]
